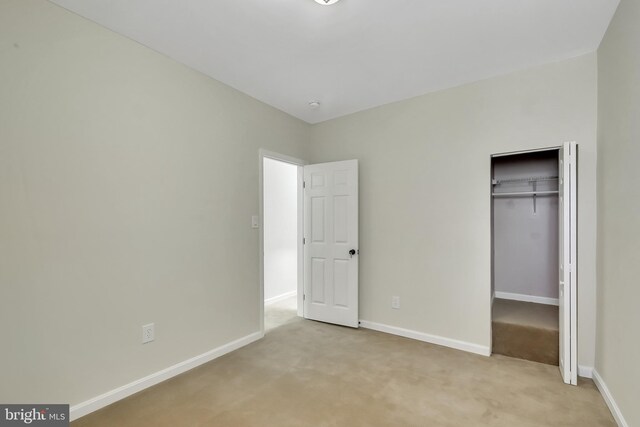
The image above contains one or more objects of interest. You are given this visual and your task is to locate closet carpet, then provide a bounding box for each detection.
[72,313,613,426]
[492,298,559,365]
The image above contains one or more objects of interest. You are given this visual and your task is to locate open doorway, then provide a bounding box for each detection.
[490,143,577,384]
[259,151,305,333]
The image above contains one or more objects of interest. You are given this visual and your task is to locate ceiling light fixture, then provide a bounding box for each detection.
[308,101,321,109]
[314,0,341,5]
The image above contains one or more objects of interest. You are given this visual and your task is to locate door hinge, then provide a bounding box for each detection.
[303,294,306,301]
[303,181,306,189]
[303,237,306,244]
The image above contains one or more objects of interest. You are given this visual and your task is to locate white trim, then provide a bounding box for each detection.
[264,290,297,306]
[494,291,559,306]
[296,164,304,318]
[70,331,263,422]
[491,145,561,158]
[592,369,629,427]
[359,320,490,357]
[259,149,306,167]
[578,365,593,378]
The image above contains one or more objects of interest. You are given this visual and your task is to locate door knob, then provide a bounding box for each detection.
[349,249,357,258]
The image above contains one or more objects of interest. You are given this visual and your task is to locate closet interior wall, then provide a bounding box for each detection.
[492,151,559,302]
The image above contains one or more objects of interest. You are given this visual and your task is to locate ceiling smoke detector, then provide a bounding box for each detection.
[314,0,341,5]
[308,101,321,109]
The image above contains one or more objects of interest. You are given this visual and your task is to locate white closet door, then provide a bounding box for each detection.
[303,160,358,328]
[559,141,577,385]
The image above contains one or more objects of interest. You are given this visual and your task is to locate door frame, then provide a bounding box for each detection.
[258,149,306,335]
[489,144,577,379]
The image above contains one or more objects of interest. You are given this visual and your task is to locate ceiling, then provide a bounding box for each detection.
[49,0,619,124]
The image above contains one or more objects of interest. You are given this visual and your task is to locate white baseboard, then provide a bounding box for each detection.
[70,331,263,421]
[359,320,490,357]
[494,291,559,306]
[578,365,593,378]
[592,369,629,427]
[265,290,297,306]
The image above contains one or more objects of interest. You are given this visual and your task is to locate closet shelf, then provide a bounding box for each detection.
[492,191,559,197]
[492,176,558,185]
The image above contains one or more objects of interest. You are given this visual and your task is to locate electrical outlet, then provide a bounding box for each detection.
[392,296,400,309]
[251,215,259,229]
[142,323,155,344]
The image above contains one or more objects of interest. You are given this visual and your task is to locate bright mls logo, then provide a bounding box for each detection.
[0,405,68,426]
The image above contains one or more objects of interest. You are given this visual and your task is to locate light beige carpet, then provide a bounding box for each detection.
[73,304,614,426]
[492,298,559,365]
[265,295,298,331]
[492,298,559,331]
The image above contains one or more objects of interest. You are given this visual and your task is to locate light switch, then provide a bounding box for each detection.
[251,215,259,229]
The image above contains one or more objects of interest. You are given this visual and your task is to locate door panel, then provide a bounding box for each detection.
[333,260,349,307]
[304,160,359,328]
[311,258,326,304]
[559,142,577,385]
[311,197,325,242]
[334,196,349,243]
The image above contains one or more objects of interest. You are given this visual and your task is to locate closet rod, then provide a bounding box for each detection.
[492,176,558,185]
[492,191,559,197]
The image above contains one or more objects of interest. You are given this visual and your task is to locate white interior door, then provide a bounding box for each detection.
[304,160,358,328]
[559,141,577,385]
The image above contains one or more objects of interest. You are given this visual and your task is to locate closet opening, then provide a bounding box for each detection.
[491,148,561,367]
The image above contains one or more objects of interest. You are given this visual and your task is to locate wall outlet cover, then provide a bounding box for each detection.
[392,296,400,309]
[142,323,155,344]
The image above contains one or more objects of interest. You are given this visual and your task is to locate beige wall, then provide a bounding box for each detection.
[309,54,598,365]
[596,0,640,424]
[0,0,308,405]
